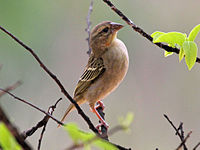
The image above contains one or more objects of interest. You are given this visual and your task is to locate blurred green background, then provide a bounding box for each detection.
[0,0,200,149]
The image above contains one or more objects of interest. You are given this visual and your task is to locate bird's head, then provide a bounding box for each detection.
[90,21,124,55]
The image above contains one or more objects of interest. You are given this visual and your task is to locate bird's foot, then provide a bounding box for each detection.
[96,121,109,134]
[95,100,105,111]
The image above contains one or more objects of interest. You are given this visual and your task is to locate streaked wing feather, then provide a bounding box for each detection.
[74,56,105,97]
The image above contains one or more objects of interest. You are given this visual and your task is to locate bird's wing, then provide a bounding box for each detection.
[74,55,105,97]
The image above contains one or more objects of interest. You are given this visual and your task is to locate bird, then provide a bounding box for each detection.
[60,21,129,128]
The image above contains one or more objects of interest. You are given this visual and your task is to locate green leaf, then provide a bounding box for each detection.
[188,24,200,41]
[179,47,184,62]
[153,32,187,47]
[64,123,94,143]
[0,123,21,150]
[93,138,117,150]
[164,51,174,57]
[183,41,198,70]
[118,112,134,130]
[64,123,117,150]
[151,31,165,41]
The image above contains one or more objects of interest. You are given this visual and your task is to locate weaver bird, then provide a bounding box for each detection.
[60,21,129,128]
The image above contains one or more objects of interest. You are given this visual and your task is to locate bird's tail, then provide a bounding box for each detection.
[57,103,74,128]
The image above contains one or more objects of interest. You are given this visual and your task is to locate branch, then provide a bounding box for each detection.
[0,25,99,134]
[0,81,22,98]
[21,98,62,140]
[37,98,62,150]
[102,0,200,63]
[176,131,192,150]
[0,105,32,150]
[193,142,200,150]
[164,114,188,150]
[85,0,94,56]
[0,89,64,126]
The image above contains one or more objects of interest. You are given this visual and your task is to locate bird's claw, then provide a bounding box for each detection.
[95,100,105,111]
[96,121,109,134]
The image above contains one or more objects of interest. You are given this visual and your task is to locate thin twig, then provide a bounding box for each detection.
[176,131,192,150]
[102,0,200,63]
[164,114,188,150]
[193,142,200,150]
[85,0,94,56]
[0,25,99,134]
[0,105,32,150]
[0,81,22,97]
[0,88,64,126]
[37,98,62,150]
[176,122,187,150]
[176,122,183,135]
[21,98,62,140]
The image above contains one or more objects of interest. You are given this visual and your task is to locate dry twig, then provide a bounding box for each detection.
[164,114,188,150]
[0,89,63,126]
[193,142,200,150]
[176,131,192,150]
[0,81,22,98]
[37,98,62,150]
[20,98,62,150]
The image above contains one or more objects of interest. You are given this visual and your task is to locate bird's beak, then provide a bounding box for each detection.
[110,22,124,32]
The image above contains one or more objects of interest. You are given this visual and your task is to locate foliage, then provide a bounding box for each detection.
[0,122,21,150]
[64,123,117,150]
[64,112,134,150]
[118,112,134,133]
[151,24,200,70]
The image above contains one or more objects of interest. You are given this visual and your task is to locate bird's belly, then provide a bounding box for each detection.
[85,52,129,105]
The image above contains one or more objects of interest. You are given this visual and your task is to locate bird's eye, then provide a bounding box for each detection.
[102,27,109,33]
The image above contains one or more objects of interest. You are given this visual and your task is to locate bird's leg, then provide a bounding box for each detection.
[92,107,109,132]
[91,101,109,130]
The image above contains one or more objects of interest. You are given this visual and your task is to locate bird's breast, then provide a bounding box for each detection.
[85,39,129,105]
[103,39,129,86]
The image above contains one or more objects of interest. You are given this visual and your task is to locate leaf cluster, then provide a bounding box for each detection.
[151,24,200,70]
